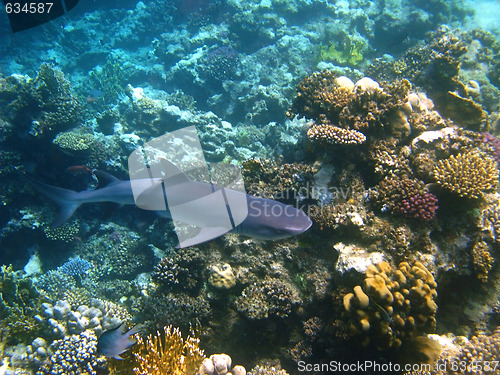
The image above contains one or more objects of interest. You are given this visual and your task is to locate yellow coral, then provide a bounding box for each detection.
[480,200,500,243]
[342,261,438,351]
[471,240,494,282]
[433,151,499,199]
[133,325,204,375]
[307,123,366,145]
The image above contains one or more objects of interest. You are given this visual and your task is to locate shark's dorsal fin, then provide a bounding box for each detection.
[159,158,192,185]
[93,170,121,187]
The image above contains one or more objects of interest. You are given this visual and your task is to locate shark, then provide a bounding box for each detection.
[29,161,312,247]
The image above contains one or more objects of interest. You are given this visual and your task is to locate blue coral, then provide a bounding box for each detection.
[58,258,92,277]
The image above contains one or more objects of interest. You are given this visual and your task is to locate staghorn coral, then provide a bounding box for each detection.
[58,257,92,277]
[343,261,437,351]
[133,325,204,375]
[306,123,366,145]
[433,151,499,199]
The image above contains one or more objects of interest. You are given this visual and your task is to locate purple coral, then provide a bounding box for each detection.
[395,192,438,221]
[482,132,500,167]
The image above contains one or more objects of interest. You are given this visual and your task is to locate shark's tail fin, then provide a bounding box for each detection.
[27,177,81,228]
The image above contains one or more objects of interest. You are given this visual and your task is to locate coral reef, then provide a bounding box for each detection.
[0,63,81,139]
[197,354,246,375]
[57,258,91,278]
[432,151,499,199]
[133,325,204,375]
[152,248,204,292]
[0,265,44,345]
[306,123,366,145]
[208,264,237,289]
[371,177,438,221]
[235,277,301,320]
[343,261,437,350]
[287,72,413,140]
[37,330,106,375]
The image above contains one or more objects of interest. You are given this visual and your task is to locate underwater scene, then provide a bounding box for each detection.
[1,0,500,374]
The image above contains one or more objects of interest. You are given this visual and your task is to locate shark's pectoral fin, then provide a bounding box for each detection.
[176,226,230,248]
[52,204,80,228]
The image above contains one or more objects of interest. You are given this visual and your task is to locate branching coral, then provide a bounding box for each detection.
[0,265,44,345]
[4,63,81,139]
[343,261,437,350]
[471,240,494,283]
[133,325,204,375]
[372,177,438,221]
[432,151,499,199]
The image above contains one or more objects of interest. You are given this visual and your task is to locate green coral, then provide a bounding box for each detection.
[0,265,45,345]
[433,151,499,199]
[317,35,366,67]
[53,132,95,151]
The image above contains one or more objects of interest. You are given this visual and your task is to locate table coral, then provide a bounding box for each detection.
[343,261,437,351]
[432,151,499,199]
[306,123,366,145]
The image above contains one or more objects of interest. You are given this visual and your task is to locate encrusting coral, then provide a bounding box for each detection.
[343,261,437,351]
[132,325,204,375]
[433,151,499,199]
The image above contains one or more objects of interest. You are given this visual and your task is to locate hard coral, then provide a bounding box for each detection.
[38,330,106,374]
[153,248,204,292]
[287,70,412,140]
[343,261,437,350]
[133,325,204,375]
[372,177,438,221]
[306,123,366,145]
[235,277,301,320]
[433,151,499,199]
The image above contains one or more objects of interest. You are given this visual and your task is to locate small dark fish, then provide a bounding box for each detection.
[97,323,140,359]
[371,300,391,323]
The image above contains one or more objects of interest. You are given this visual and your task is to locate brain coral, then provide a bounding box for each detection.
[433,151,499,199]
[343,261,437,350]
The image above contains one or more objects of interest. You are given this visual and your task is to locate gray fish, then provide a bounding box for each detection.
[97,323,140,359]
[28,160,312,248]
